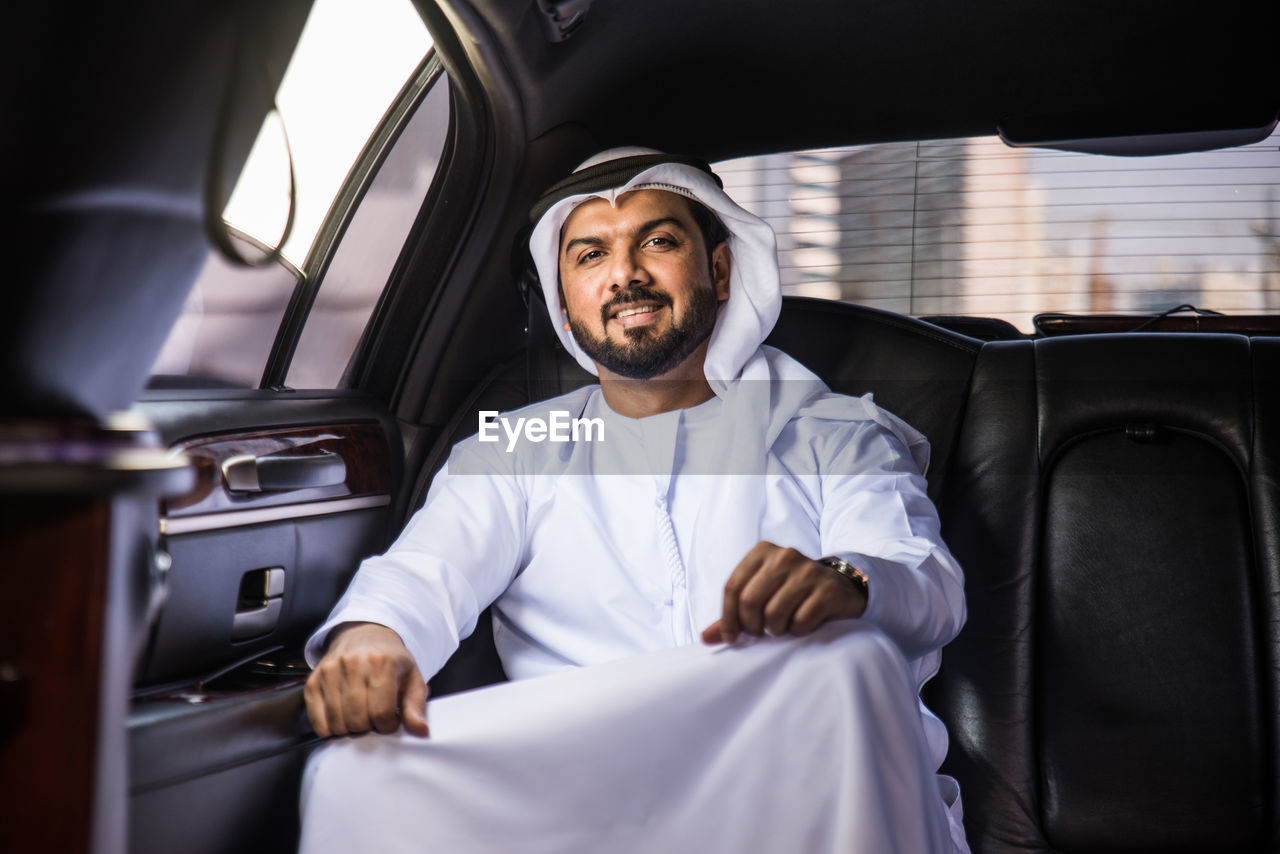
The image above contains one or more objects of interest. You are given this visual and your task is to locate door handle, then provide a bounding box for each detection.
[231,567,285,641]
[231,598,283,641]
[222,451,346,493]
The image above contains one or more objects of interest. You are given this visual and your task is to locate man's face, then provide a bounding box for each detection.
[558,189,730,380]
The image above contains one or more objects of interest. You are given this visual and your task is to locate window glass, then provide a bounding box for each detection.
[286,77,451,389]
[149,233,300,387]
[148,0,432,388]
[717,128,1280,332]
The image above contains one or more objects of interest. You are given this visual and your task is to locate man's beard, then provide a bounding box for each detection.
[568,284,719,380]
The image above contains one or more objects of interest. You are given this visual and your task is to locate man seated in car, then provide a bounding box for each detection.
[299,148,969,854]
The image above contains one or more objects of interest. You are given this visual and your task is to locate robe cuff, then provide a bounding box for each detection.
[303,606,460,680]
[830,549,963,661]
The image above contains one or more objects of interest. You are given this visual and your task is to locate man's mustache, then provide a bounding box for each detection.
[600,287,674,325]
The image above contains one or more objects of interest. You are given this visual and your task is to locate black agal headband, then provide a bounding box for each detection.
[529,153,723,224]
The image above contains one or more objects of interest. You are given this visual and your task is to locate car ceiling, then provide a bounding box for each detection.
[388,0,1279,425]
[3,0,1275,422]
[455,0,1278,161]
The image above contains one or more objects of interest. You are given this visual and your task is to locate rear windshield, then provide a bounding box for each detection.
[716,128,1280,332]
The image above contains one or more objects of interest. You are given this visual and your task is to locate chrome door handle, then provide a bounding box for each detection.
[222,452,346,493]
[230,598,283,641]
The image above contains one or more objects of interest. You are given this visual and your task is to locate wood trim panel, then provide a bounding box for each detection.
[163,422,390,518]
[0,498,108,854]
[1,418,194,854]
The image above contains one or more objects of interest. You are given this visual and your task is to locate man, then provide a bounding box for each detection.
[299,148,968,853]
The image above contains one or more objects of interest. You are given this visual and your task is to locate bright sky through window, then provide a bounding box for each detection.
[223,0,431,266]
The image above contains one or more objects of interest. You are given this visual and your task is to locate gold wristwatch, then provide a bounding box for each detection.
[817,555,869,596]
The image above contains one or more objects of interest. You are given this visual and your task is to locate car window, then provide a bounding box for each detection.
[716,128,1280,332]
[285,76,450,389]
[148,233,304,389]
[149,0,435,389]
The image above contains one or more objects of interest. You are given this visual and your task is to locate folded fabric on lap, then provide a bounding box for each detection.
[299,622,966,854]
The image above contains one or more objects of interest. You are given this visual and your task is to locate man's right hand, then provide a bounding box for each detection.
[304,622,430,738]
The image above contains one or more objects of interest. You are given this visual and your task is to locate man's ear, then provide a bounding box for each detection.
[711,242,731,301]
[557,283,571,329]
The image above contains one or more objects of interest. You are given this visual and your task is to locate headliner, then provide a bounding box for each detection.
[456,0,1278,161]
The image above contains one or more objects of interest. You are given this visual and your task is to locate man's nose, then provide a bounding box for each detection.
[607,248,650,291]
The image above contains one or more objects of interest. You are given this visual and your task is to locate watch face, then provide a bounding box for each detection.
[819,557,867,591]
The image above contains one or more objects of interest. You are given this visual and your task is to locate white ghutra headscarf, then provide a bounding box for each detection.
[530,146,783,391]
[527,146,930,473]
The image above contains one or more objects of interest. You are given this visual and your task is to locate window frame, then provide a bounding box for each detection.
[260,50,450,390]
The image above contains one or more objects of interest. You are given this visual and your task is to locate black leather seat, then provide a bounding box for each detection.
[932,333,1280,853]
[418,297,1280,852]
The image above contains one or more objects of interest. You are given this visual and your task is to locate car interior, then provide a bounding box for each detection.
[3,0,1278,852]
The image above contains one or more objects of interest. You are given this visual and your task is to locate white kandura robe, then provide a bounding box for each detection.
[301,356,969,853]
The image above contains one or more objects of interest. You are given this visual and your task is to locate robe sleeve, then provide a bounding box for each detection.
[303,440,526,681]
[816,419,966,663]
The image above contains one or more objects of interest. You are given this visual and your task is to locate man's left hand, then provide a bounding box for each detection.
[701,541,868,644]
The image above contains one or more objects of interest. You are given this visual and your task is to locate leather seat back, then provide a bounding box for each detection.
[764,298,981,505]
[934,333,1280,853]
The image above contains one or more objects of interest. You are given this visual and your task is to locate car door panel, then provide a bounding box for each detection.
[127,394,401,854]
[139,417,394,687]
[130,692,312,854]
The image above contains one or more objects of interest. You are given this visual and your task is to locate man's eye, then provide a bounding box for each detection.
[645,236,674,248]
[578,249,604,264]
